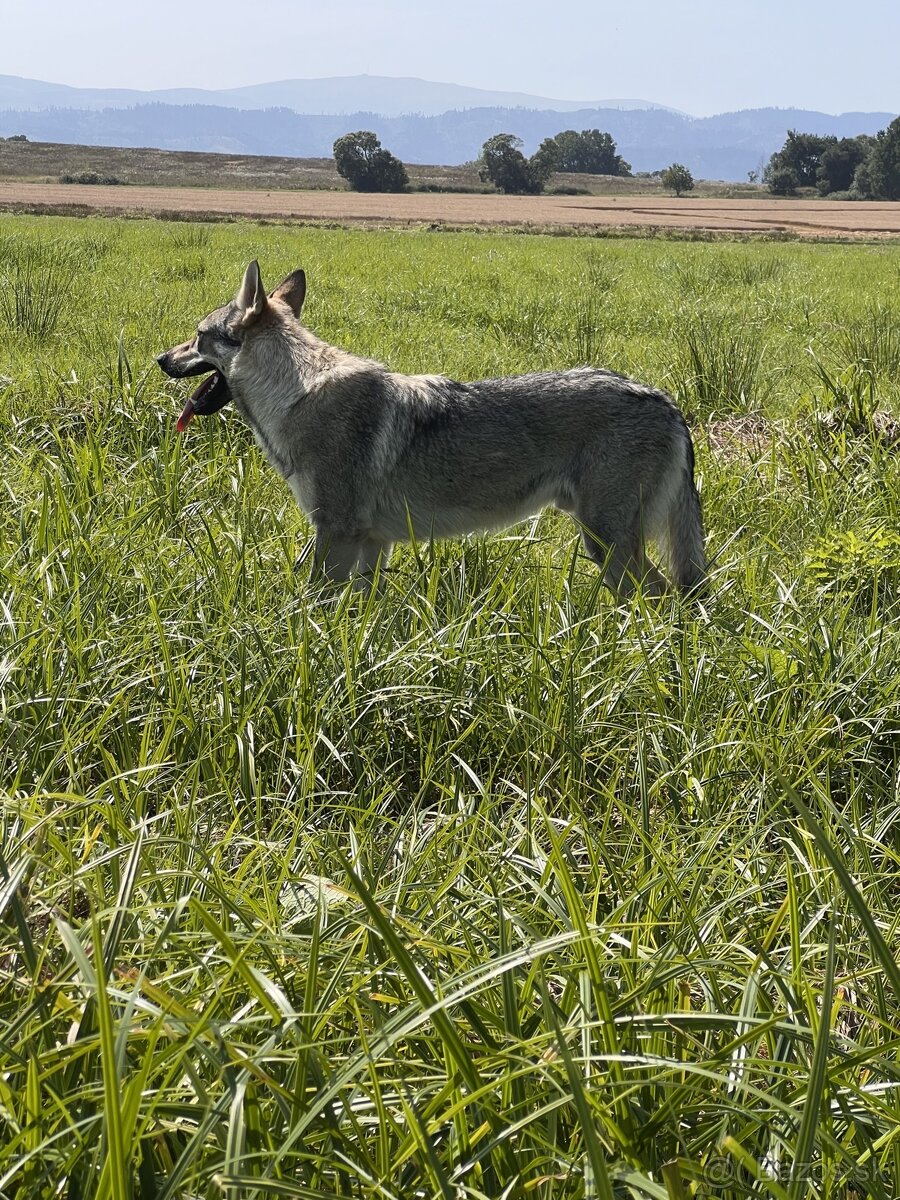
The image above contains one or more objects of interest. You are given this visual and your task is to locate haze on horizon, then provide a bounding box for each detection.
[3,0,898,118]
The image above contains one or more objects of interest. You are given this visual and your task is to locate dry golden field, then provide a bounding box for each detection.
[0,178,898,238]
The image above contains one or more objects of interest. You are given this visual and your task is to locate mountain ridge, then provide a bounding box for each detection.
[1,101,894,182]
[0,73,683,118]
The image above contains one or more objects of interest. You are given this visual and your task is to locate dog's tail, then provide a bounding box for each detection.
[654,427,707,597]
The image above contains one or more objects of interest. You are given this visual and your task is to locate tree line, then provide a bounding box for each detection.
[336,118,900,199]
[333,128,694,196]
[765,117,900,199]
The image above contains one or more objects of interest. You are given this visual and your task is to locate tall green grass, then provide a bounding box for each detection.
[2,215,900,1199]
[837,302,900,381]
[672,311,770,417]
[0,234,78,339]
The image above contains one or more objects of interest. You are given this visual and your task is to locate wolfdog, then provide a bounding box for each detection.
[157,261,706,598]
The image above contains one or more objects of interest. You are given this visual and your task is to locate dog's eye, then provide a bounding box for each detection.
[200,328,239,349]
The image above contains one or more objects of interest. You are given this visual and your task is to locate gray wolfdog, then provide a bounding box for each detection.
[157,261,706,598]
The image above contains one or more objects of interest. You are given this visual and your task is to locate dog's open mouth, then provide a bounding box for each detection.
[176,371,232,432]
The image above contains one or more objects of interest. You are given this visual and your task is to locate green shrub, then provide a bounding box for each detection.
[59,171,125,185]
[548,185,591,195]
[807,525,900,604]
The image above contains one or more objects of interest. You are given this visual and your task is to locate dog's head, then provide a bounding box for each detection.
[157,260,307,431]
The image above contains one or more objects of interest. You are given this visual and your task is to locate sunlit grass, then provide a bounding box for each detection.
[2,215,900,1198]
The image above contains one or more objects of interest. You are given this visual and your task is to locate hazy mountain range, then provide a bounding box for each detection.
[0,74,895,181]
[0,74,682,119]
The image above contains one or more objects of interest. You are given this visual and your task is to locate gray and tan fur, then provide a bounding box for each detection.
[158,261,707,598]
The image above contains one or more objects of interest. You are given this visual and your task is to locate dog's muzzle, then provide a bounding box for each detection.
[157,349,233,430]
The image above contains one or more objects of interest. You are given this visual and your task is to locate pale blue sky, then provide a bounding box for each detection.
[4,0,898,116]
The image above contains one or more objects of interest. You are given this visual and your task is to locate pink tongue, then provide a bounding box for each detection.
[176,399,195,432]
[175,372,220,432]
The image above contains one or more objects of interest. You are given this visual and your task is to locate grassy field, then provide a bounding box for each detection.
[0,138,767,198]
[2,215,900,1199]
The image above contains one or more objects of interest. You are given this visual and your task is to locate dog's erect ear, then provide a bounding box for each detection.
[270,269,306,317]
[235,260,267,326]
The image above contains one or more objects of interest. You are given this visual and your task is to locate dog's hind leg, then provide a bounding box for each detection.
[576,509,668,599]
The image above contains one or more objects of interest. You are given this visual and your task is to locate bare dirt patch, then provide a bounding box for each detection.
[1,180,899,239]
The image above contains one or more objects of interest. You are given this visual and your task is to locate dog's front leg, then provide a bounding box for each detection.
[354,538,392,593]
[312,529,364,585]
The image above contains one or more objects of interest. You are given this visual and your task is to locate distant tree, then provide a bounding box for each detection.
[766,129,836,191]
[528,137,559,189]
[479,134,530,193]
[851,158,874,199]
[478,133,556,194]
[332,131,408,193]
[767,166,800,196]
[661,163,694,196]
[816,136,872,195]
[541,129,631,176]
[866,116,900,200]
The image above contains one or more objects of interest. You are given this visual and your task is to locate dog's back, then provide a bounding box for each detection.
[354,365,705,596]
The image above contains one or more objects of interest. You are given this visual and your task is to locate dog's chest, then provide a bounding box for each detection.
[234,394,293,478]
[286,470,317,516]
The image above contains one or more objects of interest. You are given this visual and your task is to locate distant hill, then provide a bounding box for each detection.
[0,75,894,181]
[0,73,680,118]
[1,101,894,181]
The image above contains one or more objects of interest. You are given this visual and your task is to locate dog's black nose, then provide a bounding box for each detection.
[156,352,168,366]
